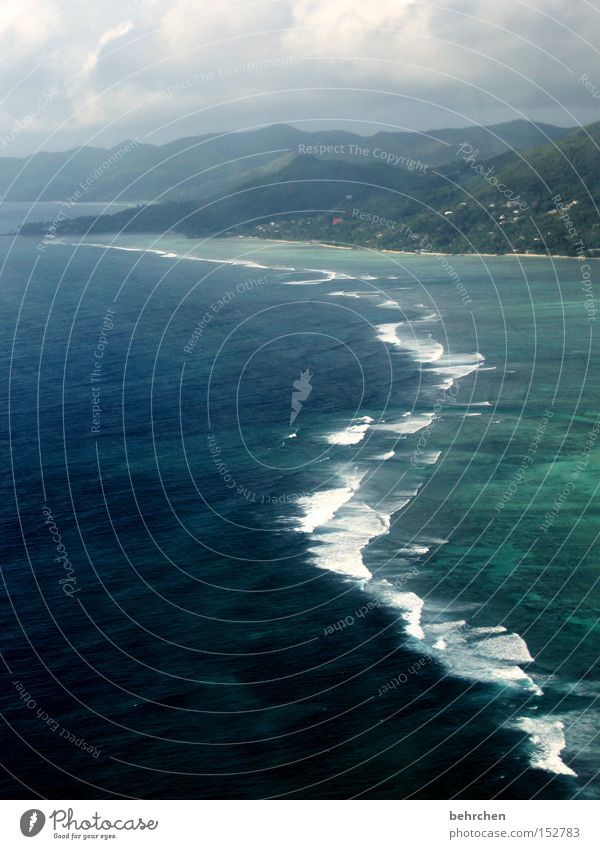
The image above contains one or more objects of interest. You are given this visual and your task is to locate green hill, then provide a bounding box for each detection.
[1,120,570,202]
[17,121,600,257]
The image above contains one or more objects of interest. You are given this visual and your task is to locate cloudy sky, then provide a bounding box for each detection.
[1,0,600,153]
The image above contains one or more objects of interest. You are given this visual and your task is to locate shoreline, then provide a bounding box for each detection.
[234,235,597,261]
[11,229,599,261]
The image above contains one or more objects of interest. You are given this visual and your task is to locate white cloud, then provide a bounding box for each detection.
[0,0,599,152]
[0,0,58,48]
[83,21,135,75]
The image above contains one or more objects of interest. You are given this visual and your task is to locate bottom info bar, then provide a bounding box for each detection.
[0,800,597,848]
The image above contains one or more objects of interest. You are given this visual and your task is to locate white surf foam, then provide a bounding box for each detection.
[77,242,171,257]
[375,322,404,346]
[327,424,370,445]
[294,462,539,698]
[228,258,270,269]
[372,580,425,638]
[281,276,334,285]
[75,241,273,269]
[306,268,352,280]
[375,412,435,437]
[397,544,430,556]
[306,500,390,580]
[376,323,445,363]
[515,717,577,776]
[420,450,442,464]
[423,622,542,694]
[375,325,486,390]
[409,311,440,323]
[326,416,374,446]
[469,626,508,637]
[296,483,358,534]
[476,633,534,664]
[431,352,485,383]
[371,450,396,461]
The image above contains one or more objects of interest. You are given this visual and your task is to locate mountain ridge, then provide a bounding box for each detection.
[1,120,573,203]
[16,120,600,256]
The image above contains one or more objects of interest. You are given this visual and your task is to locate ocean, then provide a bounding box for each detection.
[1,203,598,799]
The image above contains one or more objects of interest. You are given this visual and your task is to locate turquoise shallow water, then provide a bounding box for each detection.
[1,219,599,798]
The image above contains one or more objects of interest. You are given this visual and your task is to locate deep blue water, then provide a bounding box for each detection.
[1,213,598,799]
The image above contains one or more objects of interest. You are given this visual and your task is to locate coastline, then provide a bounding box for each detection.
[3,211,598,797]
[235,234,597,261]
[10,223,598,262]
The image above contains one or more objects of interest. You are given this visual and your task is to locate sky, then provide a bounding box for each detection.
[1,0,600,153]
